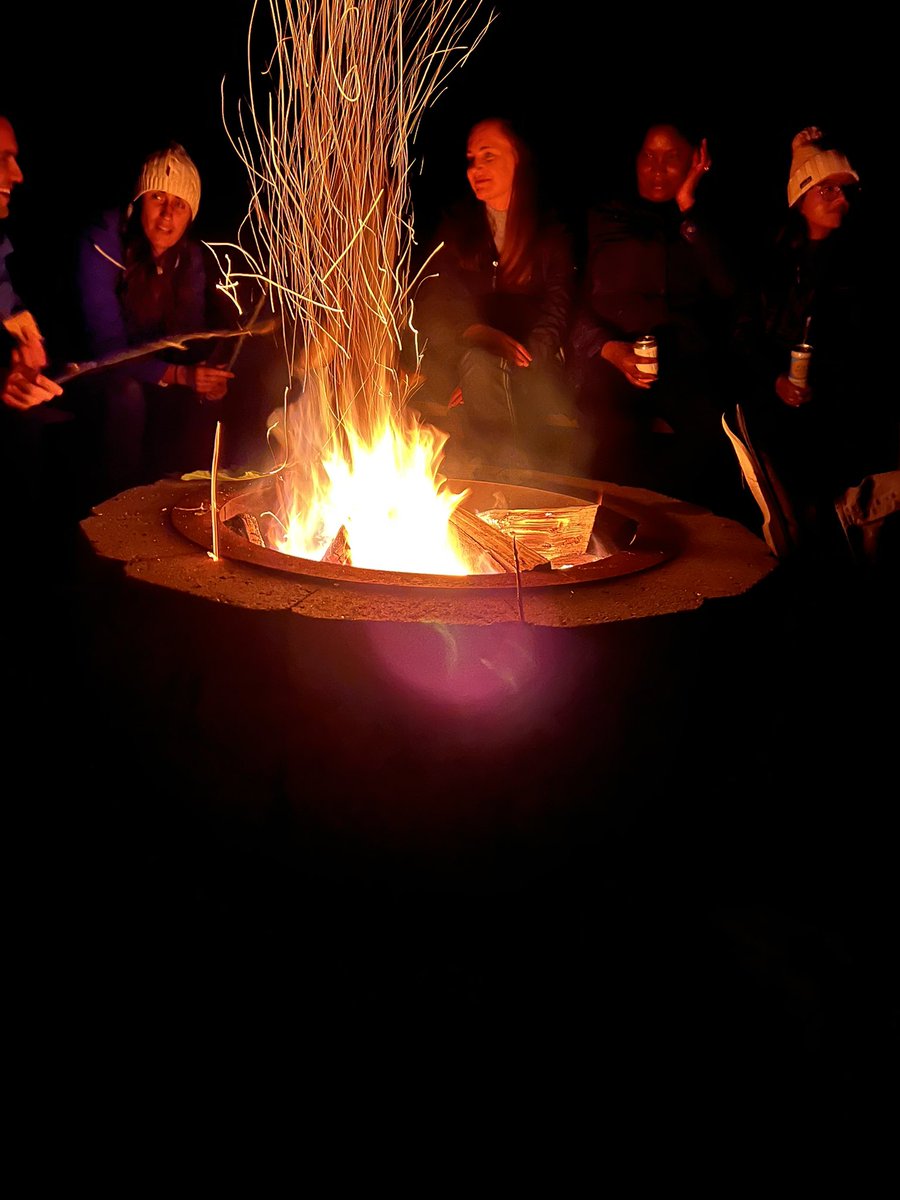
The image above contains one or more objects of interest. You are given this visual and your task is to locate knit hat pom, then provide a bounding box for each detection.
[791,126,823,153]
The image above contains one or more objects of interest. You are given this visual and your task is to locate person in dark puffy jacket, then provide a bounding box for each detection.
[731,127,897,558]
[570,120,741,512]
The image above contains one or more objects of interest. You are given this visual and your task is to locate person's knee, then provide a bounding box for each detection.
[459,346,506,384]
[458,348,513,429]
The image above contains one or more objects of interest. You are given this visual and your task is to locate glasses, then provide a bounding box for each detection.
[811,183,857,200]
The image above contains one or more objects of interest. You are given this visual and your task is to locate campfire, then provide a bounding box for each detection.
[217,405,606,578]
[226,468,601,575]
[172,467,670,593]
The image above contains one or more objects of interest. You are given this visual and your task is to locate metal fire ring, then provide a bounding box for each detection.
[170,473,682,592]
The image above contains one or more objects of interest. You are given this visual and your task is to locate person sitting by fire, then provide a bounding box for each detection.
[568,117,742,515]
[1,112,67,530]
[2,113,63,409]
[72,142,236,499]
[730,127,898,562]
[409,115,585,479]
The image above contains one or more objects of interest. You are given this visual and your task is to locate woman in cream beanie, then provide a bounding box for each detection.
[731,126,897,557]
[133,142,202,222]
[787,126,858,211]
[74,141,236,497]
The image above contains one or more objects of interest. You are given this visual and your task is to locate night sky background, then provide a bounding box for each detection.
[4,1,879,312]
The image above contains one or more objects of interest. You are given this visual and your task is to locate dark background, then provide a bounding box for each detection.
[3,4,893,1128]
[3,2,879,283]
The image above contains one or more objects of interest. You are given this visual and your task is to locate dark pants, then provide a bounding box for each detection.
[577,353,745,514]
[98,377,220,498]
[420,347,590,478]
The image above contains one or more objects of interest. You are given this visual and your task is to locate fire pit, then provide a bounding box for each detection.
[77,472,777,872]
[80,470,775,627]
[65,2,785,900]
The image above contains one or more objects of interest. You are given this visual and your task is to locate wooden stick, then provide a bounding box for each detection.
[209,421,222,562]
[512,536,527,622]
[223,292,270,372]
[52,319,277,384]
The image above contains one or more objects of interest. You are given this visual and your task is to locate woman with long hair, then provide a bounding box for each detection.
[412,116,582,477]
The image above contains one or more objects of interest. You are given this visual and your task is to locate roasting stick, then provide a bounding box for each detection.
[52,319,276,385]
[512,535,527,623]
[209,421,223,562]
[221,291,269,372]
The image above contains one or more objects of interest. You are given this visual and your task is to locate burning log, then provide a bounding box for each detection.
[322,525,352,566]
[315,512,551,574]
[449,507,552,573]
[475,503,598,567]
[225,511,268,548]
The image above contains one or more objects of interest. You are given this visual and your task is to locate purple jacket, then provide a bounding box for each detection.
[76,208,213,387]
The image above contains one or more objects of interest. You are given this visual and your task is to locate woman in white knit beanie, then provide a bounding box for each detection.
[74,142,236,498]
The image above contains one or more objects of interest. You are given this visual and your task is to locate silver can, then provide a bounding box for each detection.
[788,342,813,388]
[633,334,658,377]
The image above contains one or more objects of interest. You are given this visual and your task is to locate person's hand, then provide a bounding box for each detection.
[176,363,235,400]
[464,324,533,367]
[675,137,711,213]
[775,372,812,408]
[193,364,234,401]
[2,310,49,371]
[599,340,656,389]
[2,353,63,411]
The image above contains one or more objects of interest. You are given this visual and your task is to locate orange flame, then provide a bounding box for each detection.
[272,401,491,575]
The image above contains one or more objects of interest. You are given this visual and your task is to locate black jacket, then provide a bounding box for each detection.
[733,219,861,395]
[414,202,575,367]
[569,192,737,373]
[732,216,897,491]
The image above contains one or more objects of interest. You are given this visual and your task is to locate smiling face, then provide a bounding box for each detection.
[139,190,192,257]
[636,124,694,204]
[466,120,518,212]
[0,118,24,221]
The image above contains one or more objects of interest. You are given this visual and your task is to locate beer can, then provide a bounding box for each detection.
[633,334,658,377]
[788,342,813,388]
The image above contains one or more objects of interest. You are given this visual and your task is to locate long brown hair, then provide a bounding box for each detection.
[458,116,539,288]
[484,117,537,288]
